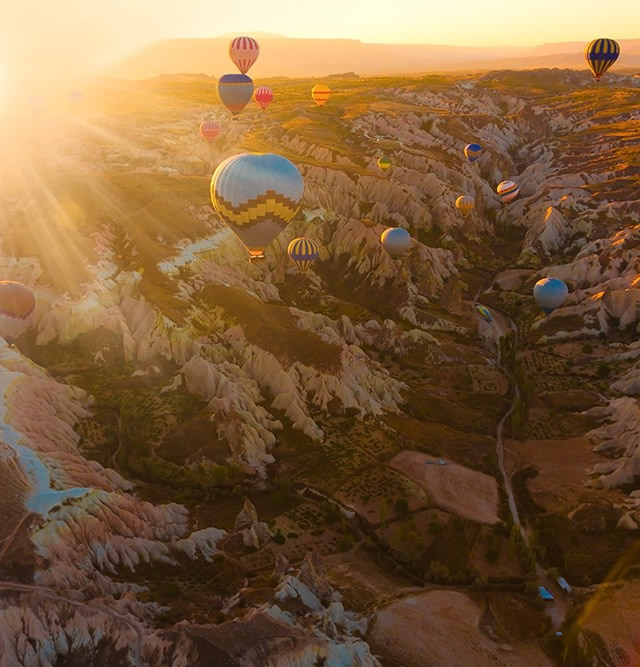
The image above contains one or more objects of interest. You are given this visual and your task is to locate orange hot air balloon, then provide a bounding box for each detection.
[0,281,36,344]
[311,85,331,107]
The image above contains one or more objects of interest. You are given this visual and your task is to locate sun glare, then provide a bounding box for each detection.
[0,64,7,108]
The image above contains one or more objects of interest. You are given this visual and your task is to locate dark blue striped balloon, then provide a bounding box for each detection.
[218,74,254,117]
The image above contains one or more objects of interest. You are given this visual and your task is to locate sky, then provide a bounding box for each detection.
[1,0,638,86]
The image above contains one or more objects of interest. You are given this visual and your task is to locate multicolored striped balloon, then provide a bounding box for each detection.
[496,180,520,204]
[288,237,319,271]
[585,38,620,81]
[199,120,221,143]
[377,155,392,171]
[229,36,260,74]
[254,86,274,111]
[455,194,475,217]
[464,143,483,163]
[311,84,331,107]
[218,74,254,118]
[211,153,304,260]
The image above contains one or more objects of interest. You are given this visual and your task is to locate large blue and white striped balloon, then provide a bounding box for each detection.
[381,227,411,258]
[288,237,319,271]
[533,278,568,315]
[211,153,304,259]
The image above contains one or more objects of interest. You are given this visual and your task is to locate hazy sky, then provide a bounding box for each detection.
[1,0,638,84]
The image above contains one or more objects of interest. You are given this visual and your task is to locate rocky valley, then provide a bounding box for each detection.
[0,66,638,665]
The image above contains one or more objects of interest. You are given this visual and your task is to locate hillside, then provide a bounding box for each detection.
[109,36,640,78]
[0,67,638,665]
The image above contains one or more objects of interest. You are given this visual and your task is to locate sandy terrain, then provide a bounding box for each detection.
[370,590,554,667]
[577,578,640,666]
[506,436,606,512]
[388,451,499,524]
[324,547,419,612]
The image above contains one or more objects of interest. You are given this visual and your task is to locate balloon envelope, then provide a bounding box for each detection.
[211,153,304,259]
[381,227,411,258]
[288,237,319,272]
[455,195,475,217]
[229,36,260,74]
[199,120,221,143]
[0,281,36,343]
[377,155,391,171]
[585,38,620,80]
[311,85,331,107]
[464,143,482,162]
[533,278,568,315]
[218,74,254,117]
[497,180,520,204]
[254,86,274,111]
[476,305,493,322]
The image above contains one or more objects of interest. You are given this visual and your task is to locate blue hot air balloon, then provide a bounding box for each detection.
[464,143,482,163]
[533,278,568,315]
[211,153,304,260]
[218,74,254,118]
[381,227,411,258]
[288,237,319,271]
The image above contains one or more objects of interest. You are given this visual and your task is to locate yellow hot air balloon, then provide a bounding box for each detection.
[311,85,331,107]
[455,195,475,217]
[585,38,620,81]
[287,237,319,272]
[377,155,391,171]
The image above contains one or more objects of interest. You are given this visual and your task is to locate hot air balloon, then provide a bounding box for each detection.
[288,237,319,272]
[218,74,254,118]
[476,304,493,322]
[455,195,475,217]
[464,143,482,163]
[254,86,274,111]
[585,39,620,81]
[381,228,411,258]
[69,91,84,105]
[533,278,568,315]
[311,85,331,107]
[0,281,36,344]
[229,36,260,74]
[211,153,304,260]
[497,181,520,204]
[199,120,221,143]
[377,156,391,171]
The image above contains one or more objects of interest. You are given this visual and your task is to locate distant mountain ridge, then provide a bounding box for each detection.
[109,36,640,79]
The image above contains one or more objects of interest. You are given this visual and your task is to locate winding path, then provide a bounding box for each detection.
[473,299,569,630]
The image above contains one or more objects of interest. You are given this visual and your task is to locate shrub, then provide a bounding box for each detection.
[485,547,498,563]
[394,498,410,515]
[428,521,442,535]
[337,533,354,552]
